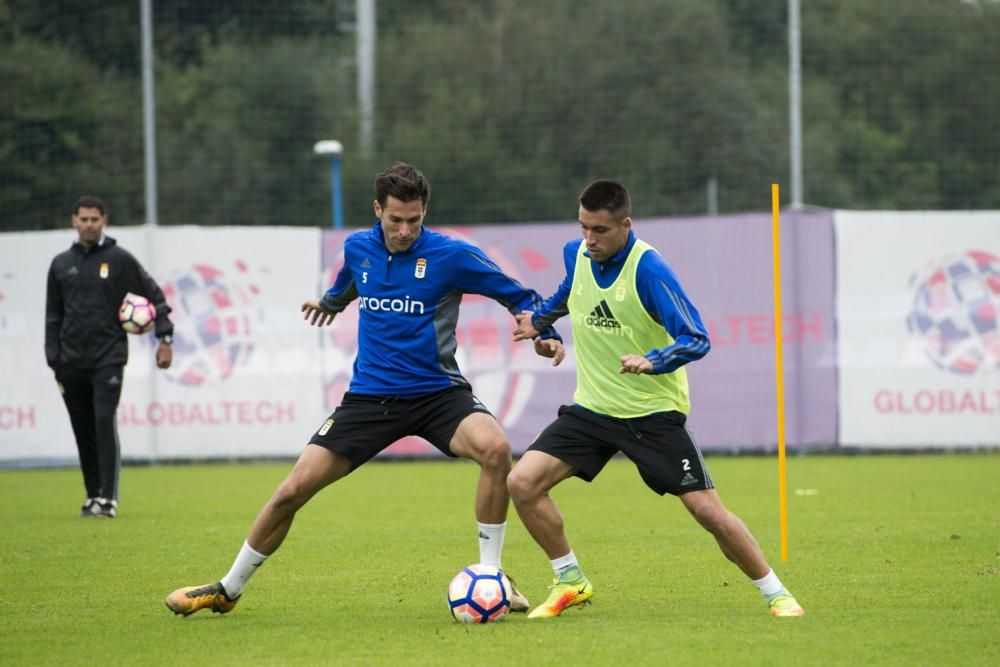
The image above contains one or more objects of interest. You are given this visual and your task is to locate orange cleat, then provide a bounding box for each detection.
[165,582,239,617]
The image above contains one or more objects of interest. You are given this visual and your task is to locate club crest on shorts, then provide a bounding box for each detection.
[99,262,109,279]
[415,258,427,279]
[318,418,334,436]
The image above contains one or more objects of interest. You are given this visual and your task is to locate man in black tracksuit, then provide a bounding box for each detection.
[45,196,175,518]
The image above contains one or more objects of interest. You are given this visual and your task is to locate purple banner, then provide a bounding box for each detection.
[320,210,836,455]
[650,211,838,450]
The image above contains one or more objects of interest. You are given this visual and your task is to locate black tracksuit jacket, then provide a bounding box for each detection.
[45,236,174,372]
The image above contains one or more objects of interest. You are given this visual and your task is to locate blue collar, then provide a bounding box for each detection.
[370,220,426,255]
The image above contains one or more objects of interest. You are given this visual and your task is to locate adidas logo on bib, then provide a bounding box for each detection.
[586,300,621,330]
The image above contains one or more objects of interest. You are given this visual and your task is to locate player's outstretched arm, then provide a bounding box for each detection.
[301,299,336,327]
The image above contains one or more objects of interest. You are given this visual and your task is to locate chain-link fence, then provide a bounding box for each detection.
[4,0,1000,231]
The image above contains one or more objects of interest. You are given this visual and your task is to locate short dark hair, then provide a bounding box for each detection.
[73,195,107,217]
[579,180,630,222]
[374,162,431,208]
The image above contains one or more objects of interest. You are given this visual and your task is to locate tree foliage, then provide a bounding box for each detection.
[2,0,999,230]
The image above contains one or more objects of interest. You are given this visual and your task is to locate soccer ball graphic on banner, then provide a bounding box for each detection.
[906,249,1000,375]
[447,564,512,623]
[119,293,156,334]
[149,263,262,386]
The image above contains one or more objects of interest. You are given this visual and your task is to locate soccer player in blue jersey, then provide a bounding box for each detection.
[165,163,563,617]
[507,179,805,618]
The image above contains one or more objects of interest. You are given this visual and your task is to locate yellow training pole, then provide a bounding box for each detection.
[771,183,789,561]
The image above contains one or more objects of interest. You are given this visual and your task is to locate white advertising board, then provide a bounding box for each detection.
[835,211,1000,447]
[0,226,323,462]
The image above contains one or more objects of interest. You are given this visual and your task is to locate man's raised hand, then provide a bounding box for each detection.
[302,299,335,327]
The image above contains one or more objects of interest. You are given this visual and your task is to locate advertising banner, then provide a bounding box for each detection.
[1,231,81,463]
[835,211,1000,447]
[2,212,838,463]
[654,211,837,450]
[0,226,322,462]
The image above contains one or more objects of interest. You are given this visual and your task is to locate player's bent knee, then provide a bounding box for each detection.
[506,469,538,503]
[475,436,512,471]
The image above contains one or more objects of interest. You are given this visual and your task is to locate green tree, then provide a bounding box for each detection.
[4,0,1000,232]
[0,33,141,229]
[803,0,1000,209]
[156,35,353,226]
[372,0,783,222]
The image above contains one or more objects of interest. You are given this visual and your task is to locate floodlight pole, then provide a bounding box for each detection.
[140,0,158,227]
[788,0,803,209]
[140,0,162,461]
[357,0,376,160]
[314,140,345,229]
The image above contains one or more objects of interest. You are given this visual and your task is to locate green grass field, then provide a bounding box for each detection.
[2,454,998,666]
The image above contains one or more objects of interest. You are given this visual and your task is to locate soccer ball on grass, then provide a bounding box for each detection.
[447,564,511,623]
[119,293,156,334]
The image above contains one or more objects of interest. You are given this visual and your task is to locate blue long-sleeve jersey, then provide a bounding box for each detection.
[321,221,558,396]
[531,231,710,374]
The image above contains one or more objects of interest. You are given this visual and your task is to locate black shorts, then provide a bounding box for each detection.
[527,404,714,496]
[308,386,494,471]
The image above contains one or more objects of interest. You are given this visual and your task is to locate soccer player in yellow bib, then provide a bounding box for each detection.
[509,180,805,618]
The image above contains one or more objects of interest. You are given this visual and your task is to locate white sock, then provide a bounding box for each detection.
[550,550,583,581]
[751,569,786,600]
[220,540,269,598]
[477,522,506,570]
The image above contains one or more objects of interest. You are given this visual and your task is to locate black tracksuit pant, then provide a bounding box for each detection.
[58,365,125,501]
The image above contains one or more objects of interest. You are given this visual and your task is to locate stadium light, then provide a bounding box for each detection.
[314,140,345,230]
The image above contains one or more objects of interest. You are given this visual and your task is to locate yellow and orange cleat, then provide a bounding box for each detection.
[165,582,239,617]
[526,577,593,619]
[768,593,806,617]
